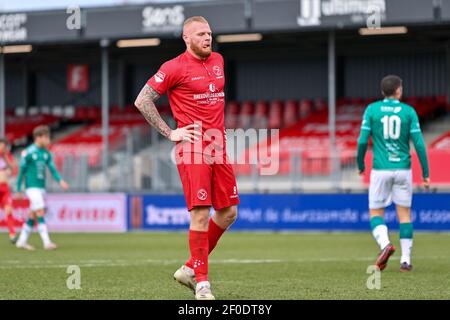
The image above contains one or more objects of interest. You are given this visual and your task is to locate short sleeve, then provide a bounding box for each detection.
[361,106,372,131]
[409,108,421,133]
[146,61,179,96]
[217,52,224,66]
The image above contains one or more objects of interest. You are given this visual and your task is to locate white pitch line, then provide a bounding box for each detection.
[0,256,447,270]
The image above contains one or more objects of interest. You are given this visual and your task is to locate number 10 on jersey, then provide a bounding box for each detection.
[381,115,401,140]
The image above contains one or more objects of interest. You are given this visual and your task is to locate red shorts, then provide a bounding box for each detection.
[0,183,12,208]
[176,153,240,211]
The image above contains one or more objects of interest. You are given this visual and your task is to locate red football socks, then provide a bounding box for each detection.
[206,218,226,253]
[6,214,16,237]
[188,229,209,283]
[186,218,226,271]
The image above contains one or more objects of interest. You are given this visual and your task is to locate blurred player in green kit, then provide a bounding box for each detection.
[16,125,69,250]
[357,75,430,272]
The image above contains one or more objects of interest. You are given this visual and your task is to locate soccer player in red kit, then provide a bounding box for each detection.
[0,138,18,243]
[134,16,239,300]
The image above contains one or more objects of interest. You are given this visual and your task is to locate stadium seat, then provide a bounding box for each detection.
[14,106,26,117]
[430,131,450,150]
[314,98,327,112]
[64,105,75,119]
[225,101,240,129]
[28,106,40,116]
[283,100,299,128]
[238,101,254,129]
[52,105,63,117]
[253,100,269,129]
[5,113,61,145]
[41,105,51,115]
[268,100,283,129]
[299,99,313,117]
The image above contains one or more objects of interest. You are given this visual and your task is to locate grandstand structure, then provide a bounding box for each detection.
[1,0,450,192]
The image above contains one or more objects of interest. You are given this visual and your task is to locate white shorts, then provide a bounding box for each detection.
[25,188,46,211]
[369,169,413,209]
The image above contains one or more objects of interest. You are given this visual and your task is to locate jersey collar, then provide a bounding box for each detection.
[184,49,211,63]
[33,143,46,150]
[383,98,400,103]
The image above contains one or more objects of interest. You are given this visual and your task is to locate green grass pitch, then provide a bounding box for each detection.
[0,232,449,299]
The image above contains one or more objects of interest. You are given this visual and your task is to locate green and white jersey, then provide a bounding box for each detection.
[16,144,62,192]
[360,98,422,170]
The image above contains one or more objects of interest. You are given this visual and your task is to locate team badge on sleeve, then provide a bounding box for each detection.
[154,71,166,83]
[212,66,222,76]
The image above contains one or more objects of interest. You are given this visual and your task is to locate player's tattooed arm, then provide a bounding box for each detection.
[134,84,201,143]
[134,84,172,139]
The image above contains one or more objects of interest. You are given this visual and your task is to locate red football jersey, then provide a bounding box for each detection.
[0,151,17,175]
[147,50,226,155]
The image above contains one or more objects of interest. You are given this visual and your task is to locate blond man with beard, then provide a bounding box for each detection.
[135,16,239,300]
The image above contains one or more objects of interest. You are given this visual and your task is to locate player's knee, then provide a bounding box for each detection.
[36,209,45,217]
[218,206,237,226]
[398,214,411,224]
[194,216,209,229]
[190,207,210,229]
[226,206,238,224]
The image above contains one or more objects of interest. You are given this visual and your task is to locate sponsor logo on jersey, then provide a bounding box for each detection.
[394,107,402,113]
[191,76,205,81]
[193,91,225,101]
[381,106,395,112]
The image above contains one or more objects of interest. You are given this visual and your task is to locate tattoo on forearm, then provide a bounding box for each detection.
[135,85,171,139]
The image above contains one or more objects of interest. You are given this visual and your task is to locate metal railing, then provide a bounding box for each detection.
[45,132,362,193]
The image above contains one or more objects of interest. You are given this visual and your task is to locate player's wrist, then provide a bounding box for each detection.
[168,129,175,141]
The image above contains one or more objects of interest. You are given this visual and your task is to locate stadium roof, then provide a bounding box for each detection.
[0,0,449,45]
[0,0,211,12]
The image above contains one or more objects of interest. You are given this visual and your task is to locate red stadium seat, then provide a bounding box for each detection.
[430,131,450,150]
[86,106,101,120]
[238,101,254,129]
[226,95,449,179]
[5,114,61,145]
[268,100,283,129]
[253,100,269,129]
[314,98,327,112]
[283,100,299,128]
[299,99,313,117]
[52,121,149,168]
[225,101,240,129]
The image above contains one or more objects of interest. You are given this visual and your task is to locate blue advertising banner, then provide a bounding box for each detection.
[127,193,450,231]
